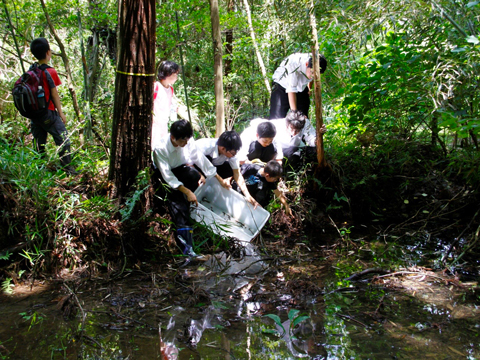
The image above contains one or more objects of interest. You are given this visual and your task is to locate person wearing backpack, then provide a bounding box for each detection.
[27,38,75,173]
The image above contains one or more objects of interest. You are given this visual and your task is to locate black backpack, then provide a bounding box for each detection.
[12,63,52,120]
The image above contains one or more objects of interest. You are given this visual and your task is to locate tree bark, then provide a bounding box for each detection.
[309,2,327,170]
[40,0,82,124]
[209,0,225,137]
[108,0,156,200]
[242,0,271,94]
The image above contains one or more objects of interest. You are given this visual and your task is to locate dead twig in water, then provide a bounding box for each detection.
[375,271,462,286]
[344,268,391,282]
[335,313,369,328]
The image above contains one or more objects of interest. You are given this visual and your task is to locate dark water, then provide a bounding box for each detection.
[1,237,479,359]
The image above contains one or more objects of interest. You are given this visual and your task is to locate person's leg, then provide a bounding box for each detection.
[296,87,310,118]
[269,83,290,120]
[46,111,72,167]
[169,165,202,255]
[30,121,48,157]
[282,146,301,174]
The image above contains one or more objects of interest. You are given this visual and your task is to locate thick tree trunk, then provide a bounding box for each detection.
[108,0,156,200]
[209,0,225,137]
[309,3,327,170]
[243,0,271,94]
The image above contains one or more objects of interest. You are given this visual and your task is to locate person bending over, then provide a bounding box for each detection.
[270,110,326,172]
[152,120,229,256]
[269,53,327,120]
[195,130,259,208]
[236,160,292,216]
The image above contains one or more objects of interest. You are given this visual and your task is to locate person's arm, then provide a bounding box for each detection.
[215,174,231,190]
[287,92,297,111]
[232,169,258,208]
[50,87,66,124]
[274,188,292,216]
[178,185,198,206]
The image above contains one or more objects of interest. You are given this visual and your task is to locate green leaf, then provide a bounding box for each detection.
[288,309,300,321]
[264,314,282,326]
[292,315,310,328]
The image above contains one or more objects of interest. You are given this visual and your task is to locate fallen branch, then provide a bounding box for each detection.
[344,268,390,282]
[375,271,462,286]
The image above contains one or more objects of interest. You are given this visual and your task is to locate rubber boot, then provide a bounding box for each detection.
[176,227,198,257]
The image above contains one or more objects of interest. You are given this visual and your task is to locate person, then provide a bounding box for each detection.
[237,120,283,165]
[236,160,292,216]
[269,53,327,120]
[195,131,259,208]
[152,120,229,257]
[29,37,75,173]
[151,61,180,150]
[270,110,326,171]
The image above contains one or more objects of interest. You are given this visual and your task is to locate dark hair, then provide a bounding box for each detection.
[31,38,50,60]
[157,61,180,81]
[307,54,327,74]
[285,110,307,130]
[217,131,242,152]
[257,121,276,138]
[170,120,193,140]
[264,160,283,178]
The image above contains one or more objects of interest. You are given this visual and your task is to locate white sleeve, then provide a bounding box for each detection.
[189,140,217,179]
[152,148,183,189]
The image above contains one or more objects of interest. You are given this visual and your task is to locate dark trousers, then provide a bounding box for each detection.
[166,165,201,229]
[269,82,310,119]
[30,110,71,166]
[283,145,317,173]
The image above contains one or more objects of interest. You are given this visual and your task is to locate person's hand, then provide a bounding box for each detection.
[198,174,206,186]
[221,178,232,190]
[186,190,198,207]
[245,195,259,209]
[319,124,327,134]
[60,113,67,124]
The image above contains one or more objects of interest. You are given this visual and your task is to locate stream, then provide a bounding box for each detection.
[1,233,479,359]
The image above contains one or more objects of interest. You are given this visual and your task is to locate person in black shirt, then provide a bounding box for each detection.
[237,160,292,216]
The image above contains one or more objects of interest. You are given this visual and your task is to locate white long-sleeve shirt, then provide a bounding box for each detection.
[272,53,312,93]
[270,117,317,149]
[195,138,240,170]
[152,135,217,189]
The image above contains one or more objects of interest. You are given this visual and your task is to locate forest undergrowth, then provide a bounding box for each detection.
[1,127,479,288]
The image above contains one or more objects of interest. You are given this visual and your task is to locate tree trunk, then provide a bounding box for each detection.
[209,0,225,137]
[224,0,234,89]
[242,0,271,94]
[309,3,327,169]
[108,0,156,200]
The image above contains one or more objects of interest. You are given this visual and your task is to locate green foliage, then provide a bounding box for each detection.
[262,309,310,338]
[119,168,151,223]
[1,278,14,295]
